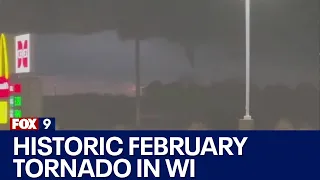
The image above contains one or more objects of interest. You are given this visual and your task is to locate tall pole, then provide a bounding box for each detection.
[318,1,320,130]
[53,84,57,96]
[243,0,252,120]
[239,0,253,130]
[135,39,141,127]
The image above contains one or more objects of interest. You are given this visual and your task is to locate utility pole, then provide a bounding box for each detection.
[135,39,141,128]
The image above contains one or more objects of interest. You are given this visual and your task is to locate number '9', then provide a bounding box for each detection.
[43,119,51,129]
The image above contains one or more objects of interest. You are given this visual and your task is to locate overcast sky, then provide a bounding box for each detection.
[7,0,317,94]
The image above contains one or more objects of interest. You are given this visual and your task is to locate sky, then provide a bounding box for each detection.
[2,0,318,95]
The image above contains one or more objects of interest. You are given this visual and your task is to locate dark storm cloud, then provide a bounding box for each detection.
[0,0,318,86]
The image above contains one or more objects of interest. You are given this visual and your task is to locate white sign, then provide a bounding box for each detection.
[15,34,31,73]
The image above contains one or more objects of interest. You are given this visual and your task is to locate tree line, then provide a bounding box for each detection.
[44,79,319,130]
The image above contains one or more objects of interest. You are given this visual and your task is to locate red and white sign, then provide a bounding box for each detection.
[10,118,39,130]
[15,34,31,73]
[0,77,9,98]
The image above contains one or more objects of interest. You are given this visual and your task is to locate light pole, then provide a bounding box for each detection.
[240,0,253,129]
[243,0,252,120]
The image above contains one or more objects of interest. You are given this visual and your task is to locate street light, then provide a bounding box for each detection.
[241,0,253,121]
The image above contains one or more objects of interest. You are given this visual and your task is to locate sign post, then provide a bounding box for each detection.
[14,34,43,120]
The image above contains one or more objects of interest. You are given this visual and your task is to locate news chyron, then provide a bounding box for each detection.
[10,117,56,131]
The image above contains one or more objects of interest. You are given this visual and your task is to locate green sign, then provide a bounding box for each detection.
[9,96,22,107]
[14,96,22,107]
[14,109,22,118]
